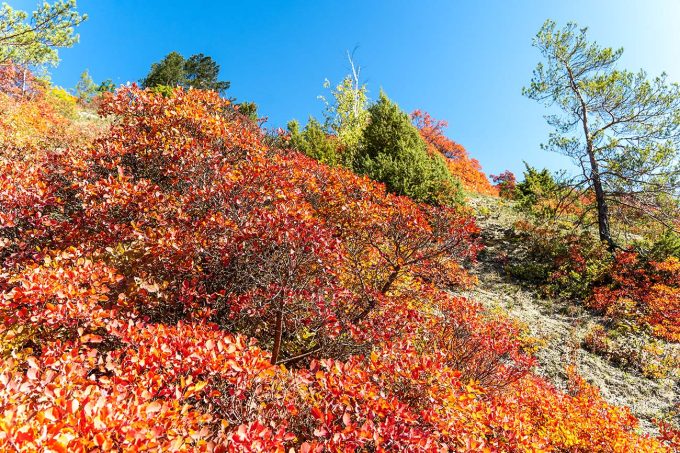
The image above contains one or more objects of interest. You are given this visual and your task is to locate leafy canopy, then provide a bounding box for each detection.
[0,0,86,66]
[320,76,369,159]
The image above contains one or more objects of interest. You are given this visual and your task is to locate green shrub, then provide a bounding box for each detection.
[236,101,258,121]
[287,118,338,166]
[515,164,561,218]
[354,92,463,205]
[149,85,175,98]
[507,220,612,301]
[645,230,680,261]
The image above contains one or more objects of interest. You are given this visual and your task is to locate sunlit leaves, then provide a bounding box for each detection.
[0,82,675,452]
[412,110,498,197]
[590,252,680,342]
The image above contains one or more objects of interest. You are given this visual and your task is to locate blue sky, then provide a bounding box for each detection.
[16,0,680,177]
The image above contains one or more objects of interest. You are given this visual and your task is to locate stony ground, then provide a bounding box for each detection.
[459,195,679,434]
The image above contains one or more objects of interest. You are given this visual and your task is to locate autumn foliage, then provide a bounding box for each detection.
[590,252,680,342]
[0,64,103,153]
[491,170,517,199]
[412,110,498,196]
[509,220,680,343]
[0,83,674,451]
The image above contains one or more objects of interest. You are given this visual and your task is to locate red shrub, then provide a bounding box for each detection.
[412,110,498,196]
[491,170,517,199]
[590,251,680,342]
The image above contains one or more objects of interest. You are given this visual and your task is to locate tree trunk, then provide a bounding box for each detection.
[351,266,400,324]
[566,63,615,252]
[586,143,614,249]
[270,298,284,365]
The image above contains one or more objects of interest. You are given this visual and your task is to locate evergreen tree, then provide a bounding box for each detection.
[141,51,229,95]
[185,53,230,94]
[355,92,463,205]
[140,51,186,89]
[0,0,86,66]
[288,118,338,166]
[236,101,258,121]
[524,20,680,248]
[515,164,559,207]
[97,79,116,93]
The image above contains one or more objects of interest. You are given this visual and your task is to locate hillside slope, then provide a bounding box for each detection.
[1,85,677,451]
[463,195,680,434]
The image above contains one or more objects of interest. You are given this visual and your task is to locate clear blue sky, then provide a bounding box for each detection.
[17,0,680,177]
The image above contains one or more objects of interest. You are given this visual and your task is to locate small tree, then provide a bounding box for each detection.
[97,79,116,93]
[74,69,96,103]
[514,164,568,220]
[287,118,338,166]
[524,20,680,248]
[235,101,258,120]
[184,53,230,94]
[140,51,186,89]
[319,52,370,166]
[491,170,517,199]
[356,92,463,205]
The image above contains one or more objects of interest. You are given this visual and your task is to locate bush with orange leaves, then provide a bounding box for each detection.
[0,305,669,452]
[412,110,498,196]
[590,251,680,342]
[2,85,480,363]
[0,85,676,451]
[491,170,517,199]
[0,64,105,153]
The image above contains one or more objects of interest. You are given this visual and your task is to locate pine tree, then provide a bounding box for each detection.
[524,20,680,248]
[141,52,230,95]
[140,51,186,89]
[0,1,86,66]
[356,92,463,205]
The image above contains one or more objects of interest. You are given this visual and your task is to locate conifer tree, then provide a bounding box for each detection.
[74,69,96,102]
[0,0,86,66]
[141,51,230,95]
[287,118,338,166]
[356,92,463,205]
[524,20,680,248]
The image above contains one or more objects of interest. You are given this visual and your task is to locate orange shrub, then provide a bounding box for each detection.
[412,110,498,196]
[0,64,104,153]
[590,251,680,342]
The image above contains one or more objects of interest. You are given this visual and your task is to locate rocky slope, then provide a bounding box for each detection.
[459,195,679,434]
